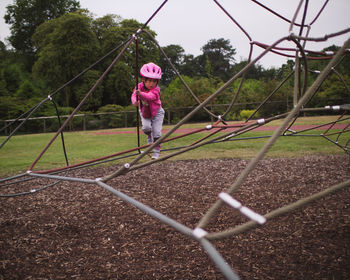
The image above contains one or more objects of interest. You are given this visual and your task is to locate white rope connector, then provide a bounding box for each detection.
[311,70,321,74]
[95,177,102,182]
[136,28,142,35]
[325,105,331,109]
[206,124,212,130]
[224,132,236,140]
[325,51,334,56]
[219,192,241,208]
[218,115,222,120]
[30,189,36,193]
[124,163,130,169]
[257,118,265,125]
[219,192,266,225]
[26,170,32,174]
[193,228,208,239]
[48,95,52,100]
[240,206,267,225]
[332,105,340,110]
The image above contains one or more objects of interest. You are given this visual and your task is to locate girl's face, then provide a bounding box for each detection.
[143,78,158,90]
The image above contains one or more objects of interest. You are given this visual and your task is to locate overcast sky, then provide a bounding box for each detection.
[1,0,349,68]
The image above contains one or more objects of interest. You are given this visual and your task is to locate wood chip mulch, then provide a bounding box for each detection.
[1,155,349,279]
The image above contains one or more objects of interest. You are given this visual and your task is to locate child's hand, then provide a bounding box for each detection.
[136,90,141,96]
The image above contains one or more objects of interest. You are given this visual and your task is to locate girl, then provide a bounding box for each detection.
[131,62,165,159]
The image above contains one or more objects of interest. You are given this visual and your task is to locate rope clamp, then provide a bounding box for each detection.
[224,132,236,140]
[48,95,52,100]
[332,105,340,110]
[257,118,265,125]
[205,125,212,130]
[193,228,208,239]
[325,51,334,56]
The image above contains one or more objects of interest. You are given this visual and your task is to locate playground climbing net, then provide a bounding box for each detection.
[1,1,350,279]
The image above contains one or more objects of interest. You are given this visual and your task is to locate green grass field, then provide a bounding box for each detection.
[0,116,348,177]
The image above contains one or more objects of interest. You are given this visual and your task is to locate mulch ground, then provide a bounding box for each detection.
[1,155,349,279]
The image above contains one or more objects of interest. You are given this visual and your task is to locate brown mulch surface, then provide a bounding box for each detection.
[1,155,349,279]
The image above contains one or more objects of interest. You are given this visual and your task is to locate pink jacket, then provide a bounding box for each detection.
[131,82,162,118]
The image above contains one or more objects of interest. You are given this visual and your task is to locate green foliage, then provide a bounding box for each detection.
[97,104,124,128]
[4,0,80,57]
[159,44,185,85]
[239,109,256,120]
[163,76,193,108]
[15,79,41,99]
[32,12,100,107]
[103,63,133,106]
[73,70,104,111]
[201,38,236,80]
[0,63,26,96]
[236,79,265,104]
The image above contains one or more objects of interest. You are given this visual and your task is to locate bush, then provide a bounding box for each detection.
[97,104,124,128]
[239,109,256,120]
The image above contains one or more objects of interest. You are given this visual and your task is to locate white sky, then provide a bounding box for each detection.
[1,0,349,68]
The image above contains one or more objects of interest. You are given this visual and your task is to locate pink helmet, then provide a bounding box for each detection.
[140,62,162,79]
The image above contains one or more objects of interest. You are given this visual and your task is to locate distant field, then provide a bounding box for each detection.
[0,115,348,176]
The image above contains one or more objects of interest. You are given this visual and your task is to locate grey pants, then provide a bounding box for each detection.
[140,107,165,151]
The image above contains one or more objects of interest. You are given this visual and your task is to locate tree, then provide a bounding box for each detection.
[4,0,80,67]
[180,54,196,77]
[32,12,100,108]
[159,44,185,85]
[0,41,5,52]
[91,14,122,43]
[201,38,236,81]
[73,70,104,111]
[95,19,159,107]
[103,63,134,106]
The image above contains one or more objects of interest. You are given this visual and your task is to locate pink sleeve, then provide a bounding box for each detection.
[139,86,160,102]
[131,88,137,104]
[131,83,143,105]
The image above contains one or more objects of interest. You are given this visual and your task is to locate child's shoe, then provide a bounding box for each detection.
[151,151,160,160]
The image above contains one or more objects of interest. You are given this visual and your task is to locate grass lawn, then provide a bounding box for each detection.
[0,115,348,177]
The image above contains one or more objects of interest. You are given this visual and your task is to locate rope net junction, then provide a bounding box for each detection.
[1,1,350,279]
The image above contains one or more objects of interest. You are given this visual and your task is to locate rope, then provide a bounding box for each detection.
[49,96,69,166]
[135,37,141,153]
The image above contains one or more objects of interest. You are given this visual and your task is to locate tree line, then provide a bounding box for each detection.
[1,0,349,131]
